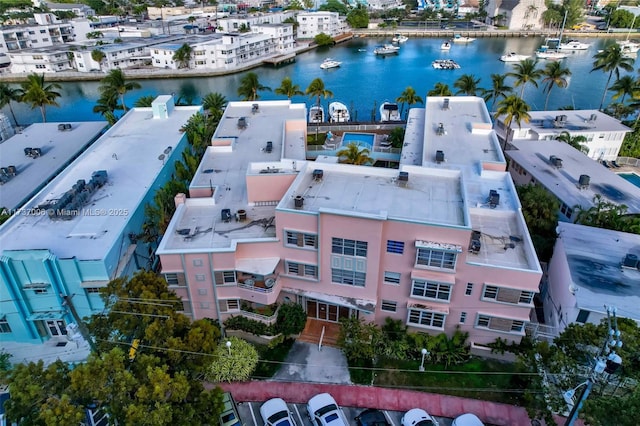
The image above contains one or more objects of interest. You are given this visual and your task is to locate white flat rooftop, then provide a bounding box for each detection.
[507,139,640,214]
[0,122,106,210]
[557,222,640,321]
[520,110,630,135]
[0,104,200,261]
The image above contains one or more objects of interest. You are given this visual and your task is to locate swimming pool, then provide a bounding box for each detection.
[619,173,640,189]
[341,132,375,149]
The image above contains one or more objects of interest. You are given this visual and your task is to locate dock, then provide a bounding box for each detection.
[263,52,296,67]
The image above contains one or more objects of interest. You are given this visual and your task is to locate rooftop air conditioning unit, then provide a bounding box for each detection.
[435,150,445,163]
[622,253,638,268]
[442,98,450,110]
[489,189,500,208]
[578,174,590,189]
[312,169,324,181]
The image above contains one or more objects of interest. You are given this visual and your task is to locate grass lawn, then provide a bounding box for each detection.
[251,338,295,380]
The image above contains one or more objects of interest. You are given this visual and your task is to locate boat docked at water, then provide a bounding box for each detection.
[536,45,569,60]
[373,44,400,55]
[309,105,325,124]
[379,102,401,122]
[557,39,590,50]
[432,59,460,69]
[440,41,451,50]
[499,52,531,62]
[329,102,350,123]
[618,40,640,55]
[320,58,341,69]
[452,34,475,43]
[392,33,408,43]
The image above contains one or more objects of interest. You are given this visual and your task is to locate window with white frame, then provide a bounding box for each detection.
[407,309,446,330]
[220,299,240,312]
[465,283,474,296]
[286,261,318,279]
[85,288,101,294]
[0,317,12,333]
[411,279,452,302]
[460,312,467,323]
[383,271,401,285]
[381,300,397,312]
[331,268,366,287]
[198,288,207,295]
[476,314,525,334]
[285,230,318,249]
[482,285,534,305]
[415,247,457,270]
[193,259,203,266]
[165,272,186,286]
[332,238,367,257]
[195,274,206,282]
[214,270,236,285]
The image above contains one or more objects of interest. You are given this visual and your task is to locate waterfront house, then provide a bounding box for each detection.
[295,12,349,40]
[9,46,74,73]
[483,0,547,30]
[0,13,76,55]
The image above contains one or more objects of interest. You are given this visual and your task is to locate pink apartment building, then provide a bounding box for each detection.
[156,97,542,349]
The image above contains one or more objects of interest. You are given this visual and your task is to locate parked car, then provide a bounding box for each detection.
[307,393,348,426]
[452,413,484,426]
[260,398,297,426]
[220,392,241,426]
[355,409,390,426]
[401,408,439,426]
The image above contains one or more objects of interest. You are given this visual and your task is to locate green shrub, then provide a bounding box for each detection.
[274,303,306,336]
[223,316,275,336]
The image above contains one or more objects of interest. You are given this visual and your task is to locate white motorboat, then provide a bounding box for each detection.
[309,105,325,124]
[373,44,400,55]
[500,52,531,62]
[557,39,590,50]
[379,102,401,122]
[432,59,460,69]
[392,33,408,43]
[452,34,475,43]
[536,45,568,60]
[329,102,350,123]
[618,40,640,55]
[320,58,341,69]
[440,41,451,50]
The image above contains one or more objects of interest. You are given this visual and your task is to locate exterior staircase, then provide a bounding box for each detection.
[297,318,341,347]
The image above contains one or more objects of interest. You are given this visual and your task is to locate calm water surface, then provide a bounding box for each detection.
[3,36,634,125]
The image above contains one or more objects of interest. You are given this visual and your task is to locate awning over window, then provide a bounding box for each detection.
[235,257,280,276]
[407,302,450,315]
[80,280,109,289]
[27,311,66,321]
[415,240,462,253]
[285,288,376,312]
[410,272,456,284]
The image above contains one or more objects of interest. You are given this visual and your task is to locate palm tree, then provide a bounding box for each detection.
[555,131,589,154]
[93,89,121,124]
[134,95,156,108]
[608,75,638,105]
[305,78,333,142]
[237,72,271,101]
[427,82,452,96]
[541,61,571,110]
[396,86,423,118]
[19,73,62,123]
[453,74,482,96]
[0,82,21,126]
[482,74,513,112]
[201,92,227,120]
[98,69,141,113]
[592,44,635,111]
[336,142,372,165]
[91,49,106,70]
[507,58,542,99]
[495,95,531,149]
[274,77,303,99]
[172,43,193,69]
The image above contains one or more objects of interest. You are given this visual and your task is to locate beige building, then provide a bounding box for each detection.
[484,0,547,30]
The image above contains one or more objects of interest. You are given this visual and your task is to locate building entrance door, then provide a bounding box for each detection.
[305,299,351,323]
[46,320,67,337]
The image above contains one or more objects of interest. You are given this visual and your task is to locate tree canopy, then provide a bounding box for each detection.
[346,4,369,28]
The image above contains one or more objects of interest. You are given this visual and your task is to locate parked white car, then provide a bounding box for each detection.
[306,393,348,426]
[452,413,484,426]
[401,408,439,426]
[260,398,297,426]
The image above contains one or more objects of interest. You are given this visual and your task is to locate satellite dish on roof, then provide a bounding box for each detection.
[158,154,165,161]
[164,147,172,154]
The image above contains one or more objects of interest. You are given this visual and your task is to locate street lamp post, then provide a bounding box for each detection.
[226,340,232,355]
[419,348,428,372]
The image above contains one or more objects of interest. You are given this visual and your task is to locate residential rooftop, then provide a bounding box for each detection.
[506,139,640,213]
[0,100,200,261]
[0,121,107,210]
[557,222,640,321]
[517,109,630,136]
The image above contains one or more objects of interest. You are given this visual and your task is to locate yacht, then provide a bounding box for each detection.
[499,52,531,62]
[329,102,350,123]
[320,58,341,69]
[536,45,568,60]
[373,44,400,55]
[618,40,640,55]
[392,33,409,43]
[379,102,401,122]
[432,59,460,69]
[557,39,590,50]
[309,105,325,124]
[452,34,475,43]
[440,41,451,50]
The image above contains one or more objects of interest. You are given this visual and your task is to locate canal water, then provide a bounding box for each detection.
[2,36,631,125]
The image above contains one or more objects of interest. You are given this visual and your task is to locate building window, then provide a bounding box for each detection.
[220,299,240,312]
[286,261,318,278]
[34,288,48,294]
[193,259,203,266]
[482,285,534,305]
[85,287,101,294]
[200,302,210,309]
[285,230,317,249]
[465,283,473,296]
[165,272,186,286]
[381,300,397,312]
[197,288,207,295]
[0,318,12,333]
[576,309,590,323]
[332,238,367,257]
[386,240,404,254]
[411,280,452,302]
[416,248,457,270]
[383,271,401,285]
[476,314,526,334]
[331,268,366,287]
[195,274,206,282]
[460,312,467,323]
[407,309,446,330]
[214,270,236,285]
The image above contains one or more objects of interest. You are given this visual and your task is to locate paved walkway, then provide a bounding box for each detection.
[271,342,351,384]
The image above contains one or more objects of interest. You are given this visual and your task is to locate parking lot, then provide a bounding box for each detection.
[236,401,454,426]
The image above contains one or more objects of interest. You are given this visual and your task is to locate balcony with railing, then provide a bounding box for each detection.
[235,273,280,305]
[239,302,279,325]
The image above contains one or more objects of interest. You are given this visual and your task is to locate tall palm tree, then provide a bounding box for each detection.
[98,69,141,113]
[453,74,482,96]
[396,86,423,118]
[91,49,106,71]
[427,82,452,96]
[19,73,62,123]
[172,43,193,69]
[556,131,589,154]
[134,95,156,108]
[495,95,531,149]
[305,78,333,142]
[93,89,121,125]
[274,77,303,99]
[541,61,571,110]
[507,58,542,99]
[592,44,635,111]
[336,142,372,165]
[237,72,271,101]
[608,75,638,104]
[0,82,22,126]
[482,74,512,112]
[201,92,227,120]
